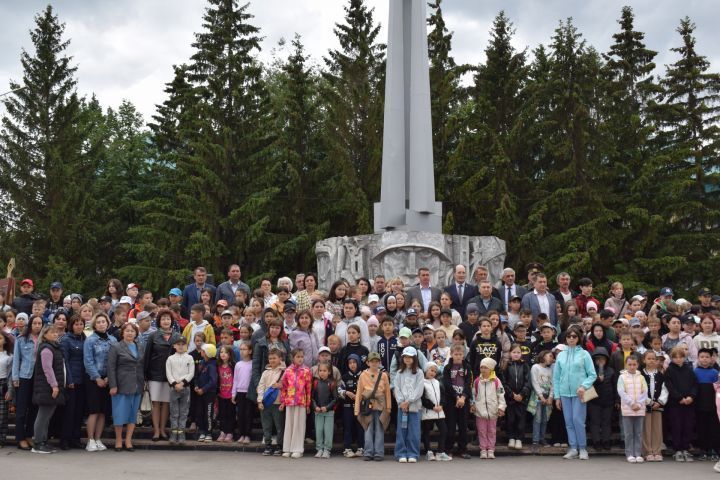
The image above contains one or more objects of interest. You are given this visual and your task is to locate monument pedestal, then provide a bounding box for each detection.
[315,232,506,291]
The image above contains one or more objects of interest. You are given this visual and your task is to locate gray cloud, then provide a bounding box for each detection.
[1,0,717,120]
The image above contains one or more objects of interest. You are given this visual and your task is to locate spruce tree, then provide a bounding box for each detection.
[648,17,720,289]
[322,0,385,233]
[448,12,527,248]
[0,5,101,287]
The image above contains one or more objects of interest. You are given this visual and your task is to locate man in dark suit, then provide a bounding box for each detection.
[469,280,503,316]
[497,267,527,312]
[521,273,558,328]
[444,264,478,319]
[405,267,442,313]
[181,266,216,317]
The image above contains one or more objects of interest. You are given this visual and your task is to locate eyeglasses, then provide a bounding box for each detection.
[566,334,579,339]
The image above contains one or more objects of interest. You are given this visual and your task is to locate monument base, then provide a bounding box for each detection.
[315,231,506,291]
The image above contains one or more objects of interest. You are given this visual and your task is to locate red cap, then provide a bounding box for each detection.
[126,283,140,291]
[21,279,34,287]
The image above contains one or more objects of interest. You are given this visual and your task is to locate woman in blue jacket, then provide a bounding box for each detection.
[553,325,596,461]
[11,315,42,450]
[60,315,86,449]
[83,312,117,452]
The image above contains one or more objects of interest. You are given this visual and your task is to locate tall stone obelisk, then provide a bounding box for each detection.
[315,0,506,291]
[373,0,442,233]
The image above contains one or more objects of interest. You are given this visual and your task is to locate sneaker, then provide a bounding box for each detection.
[95,440,107,451]
[563,449,579,459]
[355,448,363,457]
[305,438,315,444]
[655,454,663,462]
[461,452,471,459]
[674,451,685,462]
[553,443,561,447]
[509,439,516,449]
[627,457,637,463]
[714,460,720,473]
[243,436,251,444]
[263,447,273,456]
[271,436,278,446]
[683,451,694,462]
[487,451,495,459]
[315,450,323,458]
[197,434,206,442]
[364,456,374,461]
[635,457,644,463]
[322,450,331,459]
[480,450,488,459]
[225,434,233,443]
[515,440,523,450]
[32,443,55,454]
[426,451,435,461]
[86,439,98,452]
[273,448,282,456]
[437,452,452,461]
[169,430,178,444]
[178,431,186,444]
[579,449,589,460]
[408,457,417,463]
[205,435,213,443]
[561,443,569,448]
[398,457,408,463]
[282,452,291,458]
[343,448,355,458]
[291,452,303,459]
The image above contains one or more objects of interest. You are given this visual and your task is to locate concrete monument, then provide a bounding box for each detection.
[316,0,506,291]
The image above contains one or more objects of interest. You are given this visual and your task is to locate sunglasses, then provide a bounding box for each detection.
[566,334,579,339]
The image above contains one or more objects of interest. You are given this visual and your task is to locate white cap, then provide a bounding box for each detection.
[402,346,417,357]
[368,294,379,303]
[119,296,133,306]
[318,346,331,354]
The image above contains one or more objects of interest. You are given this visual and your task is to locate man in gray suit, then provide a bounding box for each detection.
[405,267,442,313]
[498,267,527,312]
[520,273,558,328]
[469,280,503,316]
[214,264,251,304]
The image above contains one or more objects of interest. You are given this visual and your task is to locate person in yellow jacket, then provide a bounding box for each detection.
[182,304,215,350]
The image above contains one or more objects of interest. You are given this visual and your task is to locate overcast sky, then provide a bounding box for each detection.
[1,0,718,120]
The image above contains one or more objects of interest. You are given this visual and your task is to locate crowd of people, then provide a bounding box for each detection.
[0,263,719,472]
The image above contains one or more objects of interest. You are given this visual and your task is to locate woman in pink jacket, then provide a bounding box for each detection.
[280,348,312,458]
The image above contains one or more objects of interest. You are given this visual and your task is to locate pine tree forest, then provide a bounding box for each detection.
[1,1,718,297]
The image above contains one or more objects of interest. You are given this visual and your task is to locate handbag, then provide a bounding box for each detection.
[582,386,598,403]
[262,369,285,408]
[359,370,383,416]
[140,388,152,413]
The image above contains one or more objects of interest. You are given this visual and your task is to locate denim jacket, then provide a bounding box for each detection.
[11,335,37,381]
[83,333,117,380]
[60,333,86,385]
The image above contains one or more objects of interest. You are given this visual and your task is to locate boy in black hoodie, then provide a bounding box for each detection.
[501,344,531,449]
[338,354,363,457]
[443,344,472,459]
[694,348,720,461]
[468,318,502,376]
[336,324,369,374]
[587,347,615,451]
[531,324,558,364]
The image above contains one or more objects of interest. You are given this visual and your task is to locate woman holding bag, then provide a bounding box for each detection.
[553,325,597,461]
[354,352,391,461]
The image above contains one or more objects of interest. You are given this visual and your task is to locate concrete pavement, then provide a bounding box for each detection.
[1,449,716,479]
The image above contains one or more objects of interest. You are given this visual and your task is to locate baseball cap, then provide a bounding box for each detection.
[119,296,133,306]
[221,310,234,317]
[20,279,34,287]
[367,294,379,304]
[440,308,452,316]
[398,327,412,338]
[98,295,112,303]
[466,304,479,315]
[659,287,673,297]
[318,346,331,355]
[698,287,712,296]
[367,352,381,362]
[630,295,644,303]
[402,346,417,357]
[406,308,418,317]
[168,288,182,297]
[411,328,423,336]
[373,305,386,315]
[136,311,152,322]
[50,281,63,290]
[284,302,297,312]
[126,283,140,291]
[629,317,641,327]
[422,324,435,331]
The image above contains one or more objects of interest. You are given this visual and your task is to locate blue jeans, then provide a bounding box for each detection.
[343,406,363,449]
[532,404,548,443]
[561,396,587,450]
[394,411,421,460]
[364,411,385,458]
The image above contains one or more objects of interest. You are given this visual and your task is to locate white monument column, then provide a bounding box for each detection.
[374,0,443,233]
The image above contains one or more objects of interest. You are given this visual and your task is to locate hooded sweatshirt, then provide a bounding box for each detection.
[468,334,502,376]
[393,367,425,412]
[182,320,215,351]
[471,372,507,419]
[553,345,597,398]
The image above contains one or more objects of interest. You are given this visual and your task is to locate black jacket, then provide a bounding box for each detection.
[340,369,361,406]
[501,360,531,403]
[468,334,502,376]
[458,321,479,346]
[641,369,665,412]
[33,341,66,406]
[590,365,616,407]
[442,359,472,404]
[311,377,337,410]
[143,330,181,382]
[421,381,447,410]
[12,293,39,316]
[337,342,369,375]
[664,362,698,406]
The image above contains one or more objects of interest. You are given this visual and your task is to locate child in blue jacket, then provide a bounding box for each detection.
[194,344,218,441]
